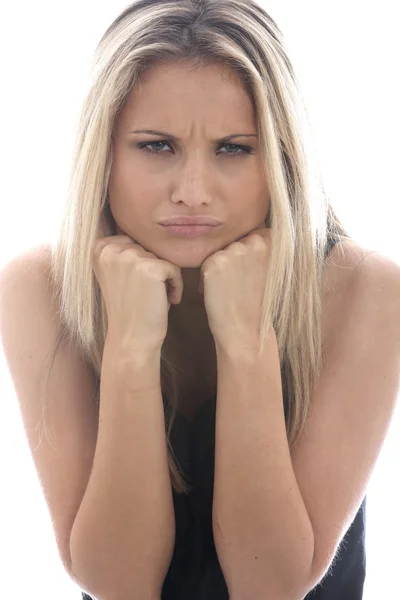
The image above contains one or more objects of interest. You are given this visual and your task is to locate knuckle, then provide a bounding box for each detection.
[135,257,153,273]
[213,253,229,266]
[252,235,267,251]
[98,244,115,262]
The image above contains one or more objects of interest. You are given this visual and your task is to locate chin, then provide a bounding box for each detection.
[163,242,222,265]
[164,255,207,268]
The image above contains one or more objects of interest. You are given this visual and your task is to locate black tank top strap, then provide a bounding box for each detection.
[325,233,339,259]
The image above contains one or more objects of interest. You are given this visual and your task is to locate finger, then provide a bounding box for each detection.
[161,263,184,304]
[92,235,135,262]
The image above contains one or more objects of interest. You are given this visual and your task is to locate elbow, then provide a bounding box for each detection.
[68,543,163,600]
[228,555,315,600]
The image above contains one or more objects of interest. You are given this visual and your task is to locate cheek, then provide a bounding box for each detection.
[232,165,267,194]
[109,190,160,238]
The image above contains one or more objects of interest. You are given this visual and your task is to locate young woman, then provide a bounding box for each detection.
[1,1,399,599]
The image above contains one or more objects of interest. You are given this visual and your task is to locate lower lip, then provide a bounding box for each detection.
[160,224,221,238]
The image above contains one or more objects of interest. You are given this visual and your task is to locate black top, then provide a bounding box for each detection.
[160,399,366,600]
[82,235,366,600]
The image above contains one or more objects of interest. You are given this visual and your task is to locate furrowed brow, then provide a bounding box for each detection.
[128,129,258,143]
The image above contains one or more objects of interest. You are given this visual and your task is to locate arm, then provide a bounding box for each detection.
[212,330,314,600]
[70,341,175,600]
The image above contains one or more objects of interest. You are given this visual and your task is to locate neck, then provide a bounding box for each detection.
[176,267,205,307]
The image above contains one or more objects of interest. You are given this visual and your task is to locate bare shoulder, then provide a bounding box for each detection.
[322,239,400,348]
[0,242,53,286]
[325,238,400,294]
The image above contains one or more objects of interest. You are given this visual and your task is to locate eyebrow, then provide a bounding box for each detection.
[128,129,258,143]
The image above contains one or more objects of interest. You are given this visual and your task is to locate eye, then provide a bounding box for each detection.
[137,141,254,157]
[139,141,171,154]
[219,143,254,157]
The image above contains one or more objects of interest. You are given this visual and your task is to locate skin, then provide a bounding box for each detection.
[108,59,270,344]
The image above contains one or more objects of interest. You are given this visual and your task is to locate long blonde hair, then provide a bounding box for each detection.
[41,0,352,494]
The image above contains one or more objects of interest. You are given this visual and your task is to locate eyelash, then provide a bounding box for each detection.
[137,140,255,158]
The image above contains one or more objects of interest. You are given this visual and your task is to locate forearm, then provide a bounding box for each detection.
[70,341,174,600]
[212,333,314,599]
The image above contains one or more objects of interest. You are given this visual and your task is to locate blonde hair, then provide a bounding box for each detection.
[41,0,352,494]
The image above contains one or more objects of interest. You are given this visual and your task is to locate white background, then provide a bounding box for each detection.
[0,1,399,598]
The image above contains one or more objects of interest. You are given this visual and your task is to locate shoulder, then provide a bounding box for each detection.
[0,243,56,326]
[322,239,400,351]
[0,243,53,285]
[325,238,400,300]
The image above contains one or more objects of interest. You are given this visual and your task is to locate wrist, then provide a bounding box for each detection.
[103,337,161,374]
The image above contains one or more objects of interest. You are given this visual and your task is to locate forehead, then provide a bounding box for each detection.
[119,60,255,125]
[137,59,246,89]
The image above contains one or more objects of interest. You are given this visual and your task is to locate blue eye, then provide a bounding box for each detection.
[137,140,254,157]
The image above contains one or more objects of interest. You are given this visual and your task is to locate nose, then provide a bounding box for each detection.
[170,154,213,207]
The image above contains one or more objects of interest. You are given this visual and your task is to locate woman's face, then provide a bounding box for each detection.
[109,59,270,268]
